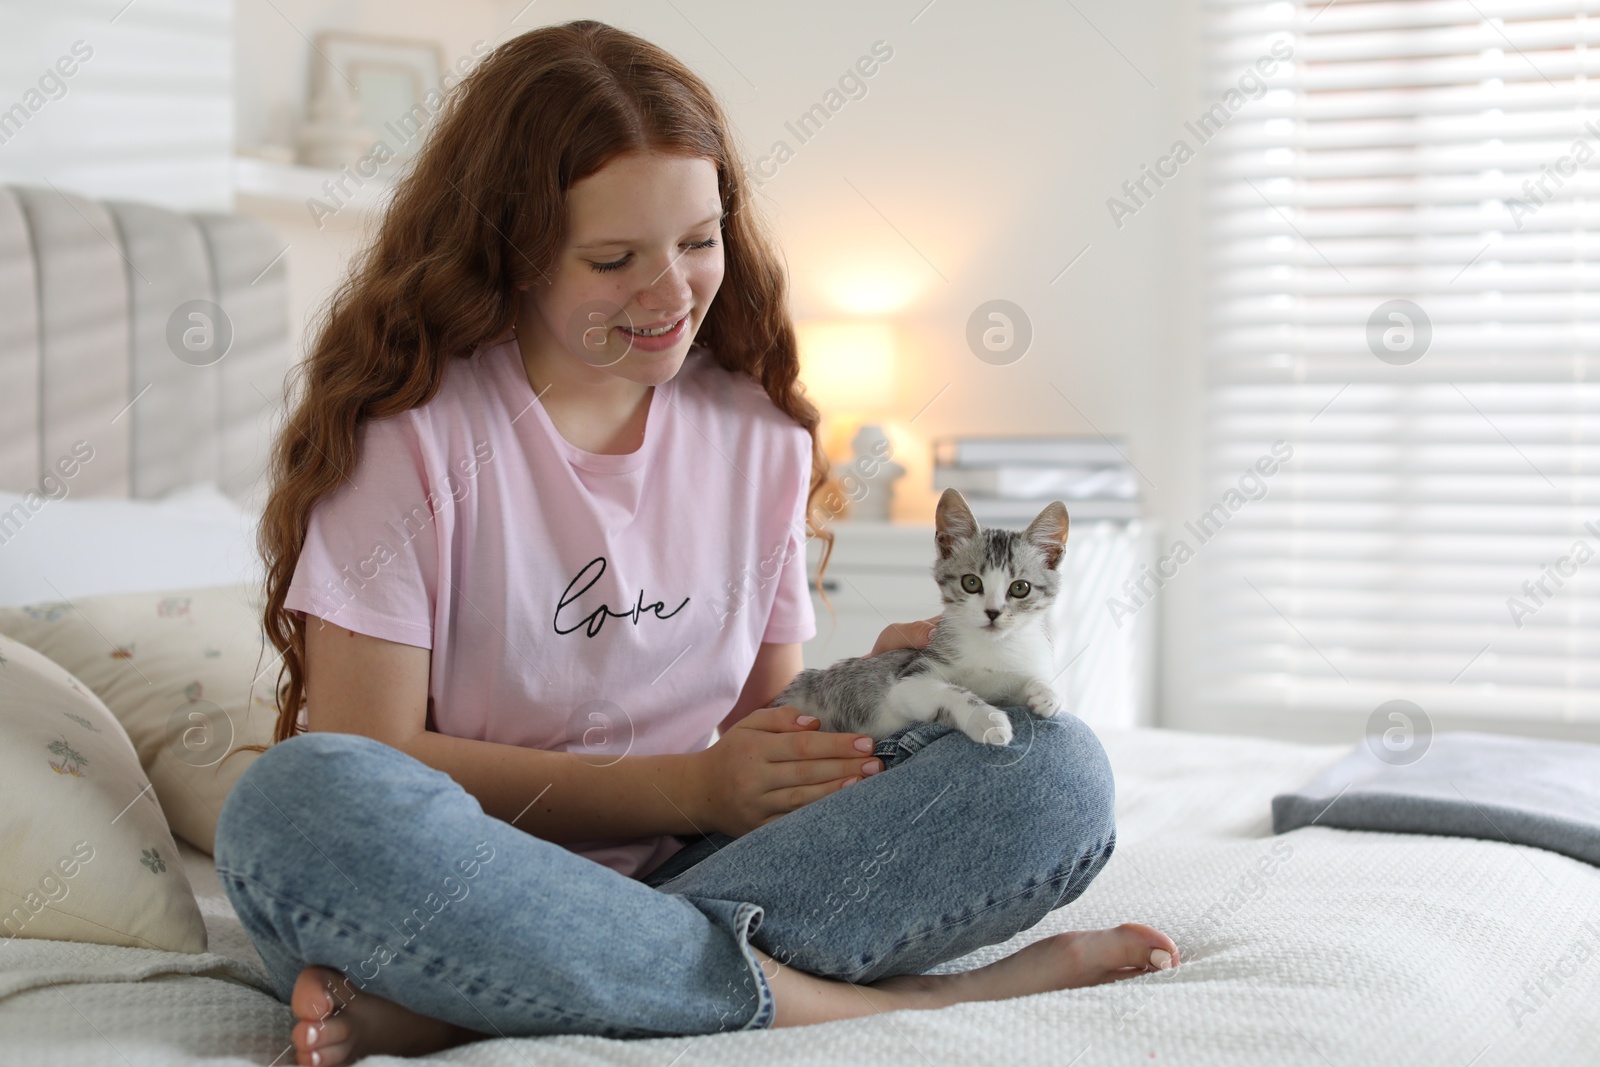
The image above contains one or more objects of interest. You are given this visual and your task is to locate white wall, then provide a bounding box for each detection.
[229,1,1212,728]
[233,0,502,155]
[0,0,1213,726]
[0,0,1217,728]
[0,0,232,210]
[229,0,512,387]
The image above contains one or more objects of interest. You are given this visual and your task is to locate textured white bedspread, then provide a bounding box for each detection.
[4,727,1598,1066]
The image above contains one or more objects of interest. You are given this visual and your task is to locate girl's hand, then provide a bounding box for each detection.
[685,706,882,837]
[869,615,940,657]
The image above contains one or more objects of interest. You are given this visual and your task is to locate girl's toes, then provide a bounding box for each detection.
[294,1015,350,1053]
[300,1037,355,1067]
[1060,923,1181,984]
[1111,922,1180,970]
[291,965,349,1021]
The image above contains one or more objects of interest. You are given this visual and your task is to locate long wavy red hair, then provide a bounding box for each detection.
[255,19,835,743]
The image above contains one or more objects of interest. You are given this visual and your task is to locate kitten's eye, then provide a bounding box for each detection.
[1009,580,1031,598]
[961,574,982,594]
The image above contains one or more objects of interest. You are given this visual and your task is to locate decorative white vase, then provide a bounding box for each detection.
[834,423,905,521]
[296,84,377,170]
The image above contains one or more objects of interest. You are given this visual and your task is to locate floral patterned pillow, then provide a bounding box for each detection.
[0,583,279,854]
[0,634,205,952]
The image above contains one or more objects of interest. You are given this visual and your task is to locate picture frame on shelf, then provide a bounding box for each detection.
[302,32,445,167]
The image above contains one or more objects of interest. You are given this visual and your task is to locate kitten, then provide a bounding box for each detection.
[771,488,1069,746]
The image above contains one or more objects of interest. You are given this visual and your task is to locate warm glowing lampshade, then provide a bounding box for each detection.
[795,319,897,419]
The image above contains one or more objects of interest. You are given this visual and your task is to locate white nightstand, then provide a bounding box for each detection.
[802,520,1157,731]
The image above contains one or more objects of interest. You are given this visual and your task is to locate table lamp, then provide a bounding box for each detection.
[795,319,906,521]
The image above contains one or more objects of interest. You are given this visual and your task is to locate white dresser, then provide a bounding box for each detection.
[801,520,1157,731]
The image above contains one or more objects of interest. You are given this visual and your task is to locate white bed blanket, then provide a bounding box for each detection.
[3,727,1597,1066]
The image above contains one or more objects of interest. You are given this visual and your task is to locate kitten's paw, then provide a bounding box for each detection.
[1023,679,1064,718]
[961,709,1013,746]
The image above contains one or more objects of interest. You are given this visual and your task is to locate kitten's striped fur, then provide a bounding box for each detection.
[771,488,1069,746]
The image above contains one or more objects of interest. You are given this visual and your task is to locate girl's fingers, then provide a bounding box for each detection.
[773,778,859,814]
[753,705,819,731]
[782,756,881,787]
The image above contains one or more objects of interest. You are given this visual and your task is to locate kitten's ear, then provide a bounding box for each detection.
[935,488,978,559]
[1024,501,1069,570]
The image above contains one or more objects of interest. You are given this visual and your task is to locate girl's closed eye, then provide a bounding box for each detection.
[590,236,719,274]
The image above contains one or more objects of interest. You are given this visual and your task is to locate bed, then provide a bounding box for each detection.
[3,729,1598,1065]
[2,188,1597,1067]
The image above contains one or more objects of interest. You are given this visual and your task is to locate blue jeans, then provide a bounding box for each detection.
[212,705,1116,1039]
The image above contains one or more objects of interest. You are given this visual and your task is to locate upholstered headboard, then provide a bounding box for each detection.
[0,185,291,514]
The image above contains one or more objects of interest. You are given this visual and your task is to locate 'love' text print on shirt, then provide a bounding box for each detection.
[554,556,691,638]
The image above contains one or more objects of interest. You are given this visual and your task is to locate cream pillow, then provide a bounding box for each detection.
[0,635,206,952]
[0,583,279,853]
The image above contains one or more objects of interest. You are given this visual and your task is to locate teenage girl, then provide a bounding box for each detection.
[216,20,1179,1066]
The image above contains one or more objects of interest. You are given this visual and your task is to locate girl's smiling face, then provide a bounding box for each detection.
[519,150,725,388]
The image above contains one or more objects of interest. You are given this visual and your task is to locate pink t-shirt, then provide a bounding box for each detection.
[283,338,817,879]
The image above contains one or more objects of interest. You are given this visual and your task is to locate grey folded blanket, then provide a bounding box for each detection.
[1272,731,1600,867]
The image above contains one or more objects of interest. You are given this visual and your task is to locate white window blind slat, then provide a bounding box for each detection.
[1199,0,1600,723]
[0,0,232,212]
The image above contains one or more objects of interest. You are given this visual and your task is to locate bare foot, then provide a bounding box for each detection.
[290,965,477,1066]
[288,925,1180,1055]
[877,923,1180,1009]
[765,923,1179,1027]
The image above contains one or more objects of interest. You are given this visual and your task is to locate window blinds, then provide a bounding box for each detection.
[1199,0,1599,724]
[0,0,232,212]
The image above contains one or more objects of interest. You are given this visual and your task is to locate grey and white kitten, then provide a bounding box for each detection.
[771,488,1069,747]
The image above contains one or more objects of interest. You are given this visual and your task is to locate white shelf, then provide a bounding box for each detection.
[232,157,396,217]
